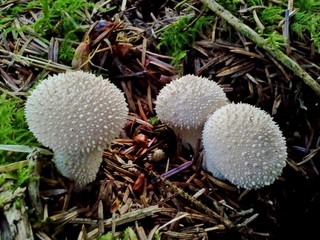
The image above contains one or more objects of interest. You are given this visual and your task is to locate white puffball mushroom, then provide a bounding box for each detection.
[25,70,128,153]
[202,103,287,190]
[53,149,104,189]
[25,70,128,188]
[155,74,229,148]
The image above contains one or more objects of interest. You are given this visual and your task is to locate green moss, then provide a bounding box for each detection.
[259,31,286,49]
[157,15,214,67]
[294,0,320,12]
[33,0,95,62]
[217,0,242,13]
[149,116,159,125]
[97,227,161,240]
[0,1,40,31]
[217,0,320,53]
[14,161,38,189]
[0,0,97,63]
[260,6,285,26]
[98,227,138,240]
[291,11,320,51]
[0,161,38,197]
[253,0,320,53]
[245,0,264,5]
[0,93,39,164]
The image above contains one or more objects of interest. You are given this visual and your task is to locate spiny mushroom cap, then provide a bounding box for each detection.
[53,149,104,189]
[25,71,128,153]
[202,103,287,190]
[155,74,229,130]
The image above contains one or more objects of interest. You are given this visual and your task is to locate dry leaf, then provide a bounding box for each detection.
[72,42,91,71]
[272,95,282,115]
[110,197,121,213]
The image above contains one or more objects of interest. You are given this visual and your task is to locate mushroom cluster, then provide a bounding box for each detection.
[25,70,128,188]
[202,103,287,189]
[155,74,229,149]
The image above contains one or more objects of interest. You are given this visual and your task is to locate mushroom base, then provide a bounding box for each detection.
[53,149,104,189]
[172,125,204,151]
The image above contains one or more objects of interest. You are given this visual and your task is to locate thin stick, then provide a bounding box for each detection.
[200,0,320,96]
[68,205,174,228]
[150,170,234,229]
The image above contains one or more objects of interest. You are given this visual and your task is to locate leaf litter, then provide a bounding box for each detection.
[0,0,320,239]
